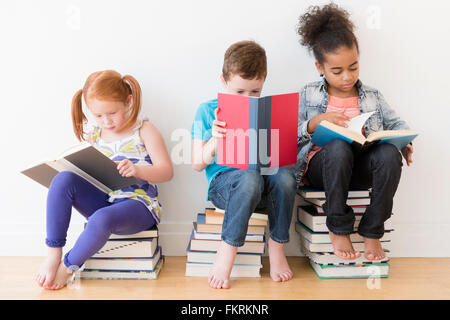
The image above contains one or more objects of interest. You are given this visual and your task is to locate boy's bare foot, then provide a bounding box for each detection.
[47,261,74,290]
[329,232,361,260]
[35,247,62,288]
[208,241,237,289]
[363,237,386,261]
[268,238,293,282]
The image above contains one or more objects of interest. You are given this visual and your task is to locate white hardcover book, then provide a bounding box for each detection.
[84,247,162,271]
[309,260,389,279]
[301,245,389,266]
[295,222,393,243]
[92,238,158,258]
[81,257,164,280]
[185,262,262,278]
[297,206,393,232]
[299,235,391,253]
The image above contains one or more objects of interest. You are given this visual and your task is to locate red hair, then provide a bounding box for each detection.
[71,70,142,141]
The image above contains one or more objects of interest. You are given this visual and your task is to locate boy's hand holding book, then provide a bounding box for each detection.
[212,108,226,139]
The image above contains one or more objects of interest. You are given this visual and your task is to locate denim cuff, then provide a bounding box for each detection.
[269,233,290,244]
[45,238,66,248]
[221,236,245,248]
[357,230,384,240]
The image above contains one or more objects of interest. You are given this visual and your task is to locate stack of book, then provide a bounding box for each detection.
[296,186,392,279]
[185,207,268,278]
[79,225,163,280]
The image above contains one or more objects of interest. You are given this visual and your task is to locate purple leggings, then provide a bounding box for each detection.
[46,171,155,268]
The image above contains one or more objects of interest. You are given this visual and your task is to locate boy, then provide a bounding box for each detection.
[191,40,297,289]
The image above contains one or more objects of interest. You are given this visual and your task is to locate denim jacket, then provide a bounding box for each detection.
[295,77,410,186]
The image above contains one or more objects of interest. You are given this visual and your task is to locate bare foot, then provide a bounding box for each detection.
[363,238,386,261]
[268,238,293,282]
[329,232,361,260]
[208,241,237,289]
[47,261,74,290]
[35,247,62,288]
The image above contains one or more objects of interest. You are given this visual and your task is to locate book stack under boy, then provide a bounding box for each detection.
[185,207,268,278]
[79,225,163,280]
[296,186,393,279]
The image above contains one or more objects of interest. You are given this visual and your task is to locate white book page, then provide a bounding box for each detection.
[46,158,111,194]
[346,111,375,133]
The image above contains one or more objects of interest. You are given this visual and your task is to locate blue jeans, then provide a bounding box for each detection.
[208,167,297,247]
[306,139,403,239]
[46,171,155,268]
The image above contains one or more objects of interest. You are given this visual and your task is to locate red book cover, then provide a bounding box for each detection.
[216,92,299,170]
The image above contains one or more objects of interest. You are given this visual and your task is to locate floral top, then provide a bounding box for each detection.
[91,120,162,223]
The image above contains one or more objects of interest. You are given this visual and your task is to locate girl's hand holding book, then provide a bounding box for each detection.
[117,159,138,178]
[308,111,350,134]
[401,144,414,166]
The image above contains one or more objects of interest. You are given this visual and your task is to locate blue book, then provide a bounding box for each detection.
[312,120,418,151]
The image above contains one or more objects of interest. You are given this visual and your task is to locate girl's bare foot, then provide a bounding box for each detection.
[268,238,293,282]
[329,232,361,260]
[363,237,386,261]
[47,261,74,290]
[208,241,237,289]
[35,247,62,288]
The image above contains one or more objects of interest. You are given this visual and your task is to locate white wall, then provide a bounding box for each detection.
[1,0,449,257]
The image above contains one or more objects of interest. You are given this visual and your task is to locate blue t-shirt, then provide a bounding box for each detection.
[191,99,236,199]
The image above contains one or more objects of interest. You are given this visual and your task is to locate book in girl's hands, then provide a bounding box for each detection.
[21,142,139,193]
[312,113,418,151]
[216,92,299,170]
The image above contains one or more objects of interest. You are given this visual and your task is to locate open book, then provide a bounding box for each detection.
[21,142,139,193]
[216,92,299,170]
[311,112,418,151]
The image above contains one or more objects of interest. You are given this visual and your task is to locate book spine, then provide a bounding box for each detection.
[248,97,259,171]
[258,96,271,169]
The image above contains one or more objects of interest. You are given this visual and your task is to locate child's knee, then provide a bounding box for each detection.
[272,168,297,191]
[372,144,402,170]
[86,208,115,233]
[50,171,81,188]
[323,139,353,163]
[232,170,264,196]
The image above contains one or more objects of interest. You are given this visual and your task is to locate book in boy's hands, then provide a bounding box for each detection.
[21,142,139,193]
[216,92,299,170]
[311,112,418,151]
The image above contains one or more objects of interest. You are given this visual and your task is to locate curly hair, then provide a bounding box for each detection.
[297,3,358,64]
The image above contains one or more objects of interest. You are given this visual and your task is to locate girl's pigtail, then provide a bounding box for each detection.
[122,74,142,130]
[71,89,87,142]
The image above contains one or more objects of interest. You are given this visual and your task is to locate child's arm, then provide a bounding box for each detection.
[298,87,349,142]
[117,121,173,182]
[191,109,226,172]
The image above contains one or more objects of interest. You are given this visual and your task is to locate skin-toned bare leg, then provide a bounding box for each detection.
[268,238,293,282]
[35,247,62,288]
[208,241,237,289]
[329,232,361,260]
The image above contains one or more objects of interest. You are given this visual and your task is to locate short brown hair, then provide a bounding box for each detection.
[222,40,267,81]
